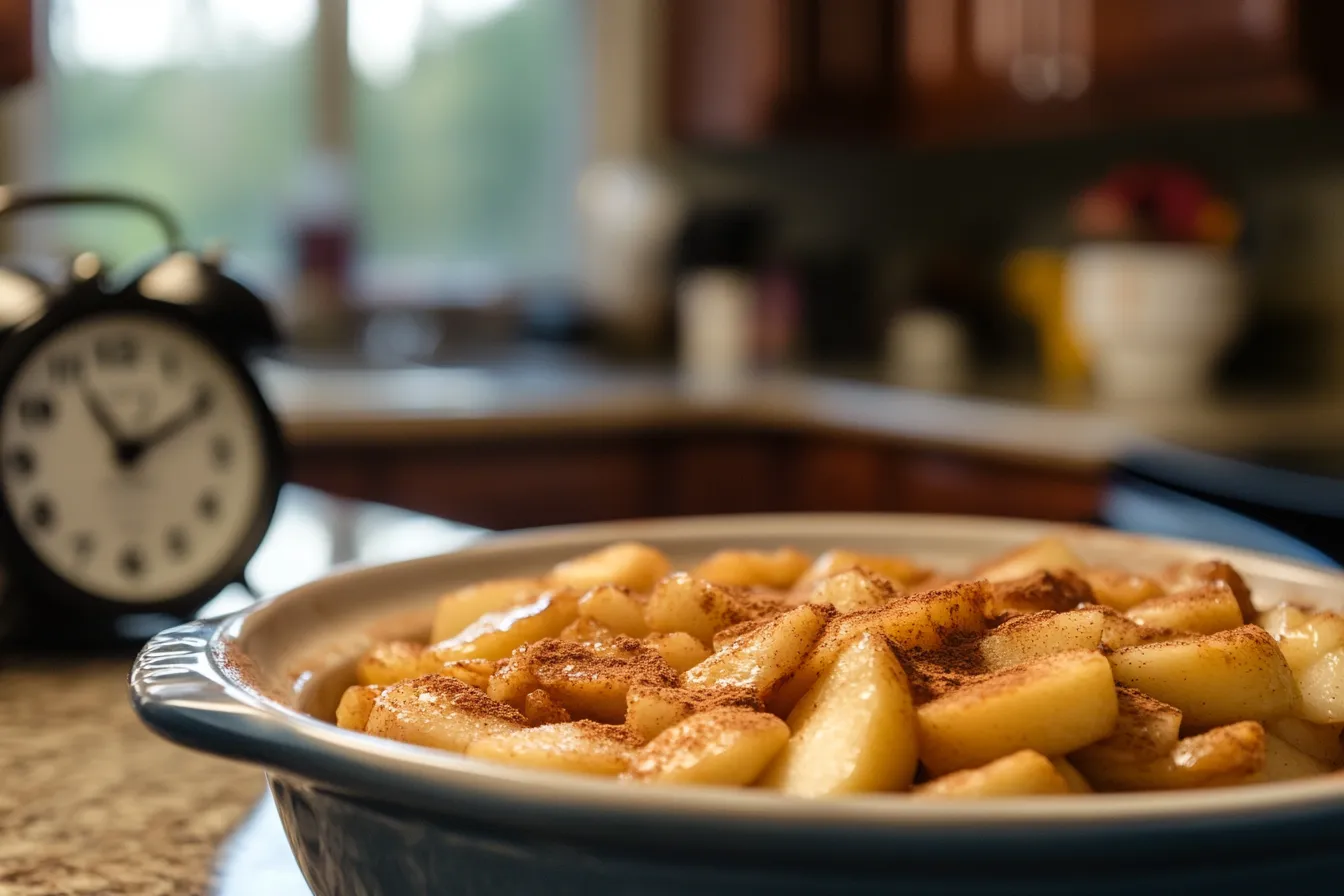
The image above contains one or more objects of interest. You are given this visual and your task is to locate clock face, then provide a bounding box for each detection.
[0,313,270,604]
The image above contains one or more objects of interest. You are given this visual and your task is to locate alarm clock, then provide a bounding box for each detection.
[0,188,286,644]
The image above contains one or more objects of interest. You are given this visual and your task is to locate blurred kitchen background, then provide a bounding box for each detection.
[2,0,1344,561]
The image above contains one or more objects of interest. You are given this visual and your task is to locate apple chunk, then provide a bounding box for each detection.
[978,607,1105,670]
[915,750,1070,798]
[683,603,833,699]
[364,674,526,753]
[1071,721,1266,791]
[622,709,789,786]
[548,542,671,593]
[759,633,919,796]
[917,649,1118,775]
[467,721,643,776]
[770,582,989,713]
[1107,626,1298,728]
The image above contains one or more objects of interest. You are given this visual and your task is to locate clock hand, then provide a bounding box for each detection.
[119,387,212,466]
[78,382,129,448]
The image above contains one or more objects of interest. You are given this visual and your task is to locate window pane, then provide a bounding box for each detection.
[39,0,315,276]
[350,0,586,294]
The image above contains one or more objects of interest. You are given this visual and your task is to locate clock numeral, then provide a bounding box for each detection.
[119,546,145,578]
[197,490,220,522]
[48,355,83,383]
[18,395,55,425]
[6,447,34,478]
[193,387,214,416]
[72,532,95,562]
[211,435,232,469]
[95,336,139,368]
[29,495,55,532]
[166,526,189,560]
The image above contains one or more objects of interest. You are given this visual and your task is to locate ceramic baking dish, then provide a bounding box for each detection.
[130,515,1344,895]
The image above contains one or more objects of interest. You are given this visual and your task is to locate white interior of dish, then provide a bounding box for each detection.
[215,514,1344,824]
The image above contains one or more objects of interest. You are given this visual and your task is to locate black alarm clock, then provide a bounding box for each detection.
[0,189,286,644]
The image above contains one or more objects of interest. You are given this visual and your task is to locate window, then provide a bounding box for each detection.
[3,0,588,302]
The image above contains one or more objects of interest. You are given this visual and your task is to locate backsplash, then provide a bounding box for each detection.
[661,112,1344,386]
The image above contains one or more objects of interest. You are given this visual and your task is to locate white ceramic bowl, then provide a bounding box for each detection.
[1066,243,1244,403]
[131,515,1344,896]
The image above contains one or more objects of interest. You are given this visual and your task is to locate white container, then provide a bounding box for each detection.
[1066,244,1244,404]
[884,309,969,392]
[677,269,754,401]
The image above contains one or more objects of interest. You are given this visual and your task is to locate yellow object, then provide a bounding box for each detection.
[1004,250,1090,388]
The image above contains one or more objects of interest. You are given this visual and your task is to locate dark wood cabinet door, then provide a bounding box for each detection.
[664,0,785,143]
[773,0,900,136]
[1088,0,1312,113]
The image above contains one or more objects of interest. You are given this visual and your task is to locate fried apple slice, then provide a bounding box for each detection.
[794,549,931,591]
[1098,607,1184,649]
[1073,686,1183,765]
[624,685,763,741]
[770,582,989,713]
[1297,648,1344,724]
[642,631,711,673]
[578,584,651,637]
[1274,610,1344,676]
[759,633,919,796]
[430,589,580,662]
[643,573,782,645]
[1258,604,1310,638]
[914,750,1070,798]
[974,537,1085,584]
[1125,583,1244,635]
[978,607,1105,670]
[1264,717,1344,766]
[417,657,497,690]
[683,603,833,699]
[622,709,789,786]
[355,640,426,686]
[1263,732,1334,782]
[916,649,1118,775]
[522,689,571,725]
[1160,559,1256,622]
[547,542,672,593]
[1107,625,1299,728]
[692,548,811,589]
[365,674,526,752]
[1071,721,1266,791]
[805,568,903,613]
[1051,757,1093,793]
[431,577,547,642]
[1082,569,1165,612]
[486,638,678,723]
[335,684,385,731]
[467,721,643,776]
[986,570,1095,617]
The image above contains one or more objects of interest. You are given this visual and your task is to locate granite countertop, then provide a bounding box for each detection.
[0,487,483,896]
[254,356,1344,466]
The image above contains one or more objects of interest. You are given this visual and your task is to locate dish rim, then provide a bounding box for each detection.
[131,512,1344,838]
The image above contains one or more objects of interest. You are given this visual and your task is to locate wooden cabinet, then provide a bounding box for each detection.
[665,0,899,143]
[289,428,1105,530]
[0,0,33,90]
[663,0,1342,145]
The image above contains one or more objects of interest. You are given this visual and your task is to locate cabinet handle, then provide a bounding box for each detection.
[1009,0,1090,101]
[1009,0,1057,101]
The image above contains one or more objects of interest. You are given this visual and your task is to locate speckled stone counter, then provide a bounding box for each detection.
[0,658,264,896]
[0,487,482,895]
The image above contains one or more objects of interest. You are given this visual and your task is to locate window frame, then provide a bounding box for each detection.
[0,0,661,306]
